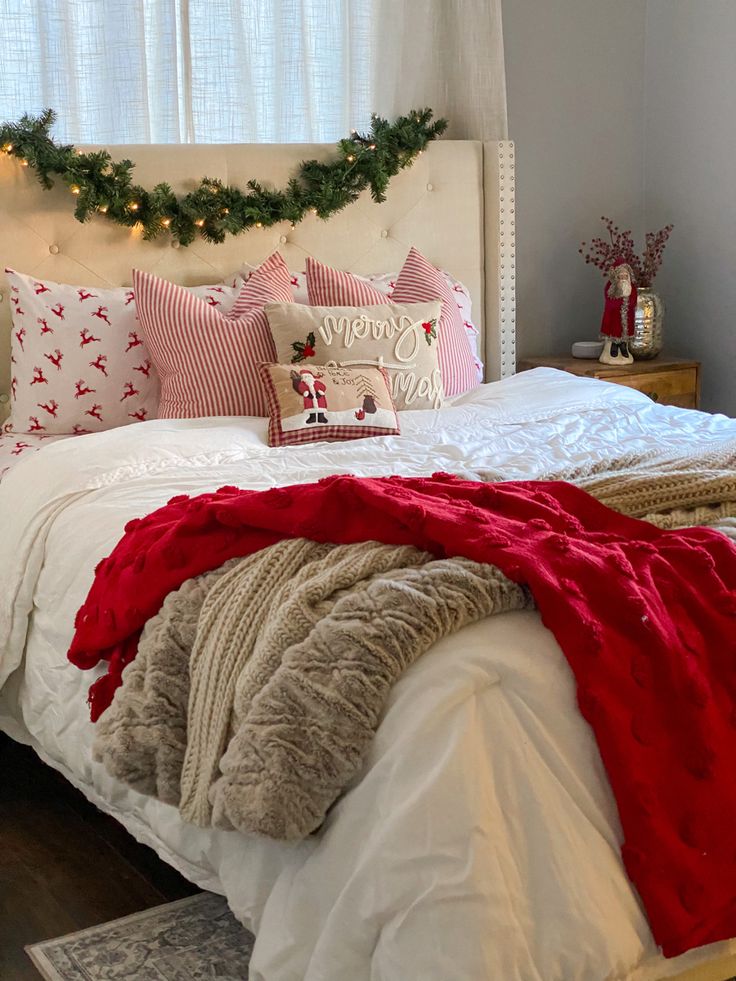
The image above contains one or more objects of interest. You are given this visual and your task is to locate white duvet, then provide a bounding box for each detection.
[2,367,736,981]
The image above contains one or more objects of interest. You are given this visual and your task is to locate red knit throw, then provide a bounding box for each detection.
[68,474,736,958]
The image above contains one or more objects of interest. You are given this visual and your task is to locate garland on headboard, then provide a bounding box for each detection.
[0,109,447,247]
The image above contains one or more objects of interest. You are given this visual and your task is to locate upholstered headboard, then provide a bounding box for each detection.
[0,139,514,420]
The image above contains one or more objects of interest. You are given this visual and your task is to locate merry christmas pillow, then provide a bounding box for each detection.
[134,252,294,419]
[260,362,399,447]
[243,260,482,381]
[305,249,480,396]
[265,300,444,411]
[3,267,246,435]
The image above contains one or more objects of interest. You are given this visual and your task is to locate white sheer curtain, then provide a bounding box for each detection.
[0,0,506,143]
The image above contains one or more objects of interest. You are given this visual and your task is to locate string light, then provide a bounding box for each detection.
[129,202,139,211]
[161,217,171,227]
[194,218,205,227]
[99,205,108,213]
[369,144,376,150]
[20,159,28,167]
[346,154,355,162]
[221,208,229,215]
[70,185,81,195]
[2,143,13,152]
[255,221,263,228]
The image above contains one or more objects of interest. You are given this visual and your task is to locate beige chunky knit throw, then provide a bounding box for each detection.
[94,539,531,839]
[479,438,736,537]
[578,442,736,539]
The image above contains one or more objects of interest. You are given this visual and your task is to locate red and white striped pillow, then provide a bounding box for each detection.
[134,253,293,418]
[306,248,479,397]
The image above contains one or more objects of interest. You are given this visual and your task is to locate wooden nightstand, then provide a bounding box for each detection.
[517,355,701,409]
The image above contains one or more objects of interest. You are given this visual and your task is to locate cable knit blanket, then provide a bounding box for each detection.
[94,540,531,839]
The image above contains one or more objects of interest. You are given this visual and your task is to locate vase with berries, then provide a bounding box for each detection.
[580,217,673,359]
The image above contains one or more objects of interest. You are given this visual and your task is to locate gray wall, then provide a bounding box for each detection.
[643,1,736,415]
[503,0,735,414]
[502,0,647,358]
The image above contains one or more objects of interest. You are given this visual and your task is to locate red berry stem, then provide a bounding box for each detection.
[579,218,673,286]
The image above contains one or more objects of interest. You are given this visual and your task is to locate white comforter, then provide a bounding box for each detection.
[2,368,736,981]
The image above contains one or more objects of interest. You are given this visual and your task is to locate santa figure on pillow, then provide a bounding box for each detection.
[291,368,328,425]
[599,259,638,365]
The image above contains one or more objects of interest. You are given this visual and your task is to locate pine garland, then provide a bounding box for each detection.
[0,108,447,247]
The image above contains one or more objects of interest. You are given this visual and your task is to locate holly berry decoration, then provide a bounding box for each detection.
[421,318,437,346]
[291,331,316,363]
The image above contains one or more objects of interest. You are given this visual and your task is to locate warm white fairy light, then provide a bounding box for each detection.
[1,108,439,241]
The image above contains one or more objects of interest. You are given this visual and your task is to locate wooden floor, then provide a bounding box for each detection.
[0,732,199,980]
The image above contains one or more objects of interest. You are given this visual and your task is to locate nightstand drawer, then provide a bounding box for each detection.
[606,368,697,405]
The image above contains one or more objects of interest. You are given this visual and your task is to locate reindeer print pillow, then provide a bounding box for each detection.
[265,300,444,411]
[3,268,246,435]
[260,362,399,447]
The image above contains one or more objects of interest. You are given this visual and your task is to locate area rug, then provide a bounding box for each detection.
[26,892,253,980]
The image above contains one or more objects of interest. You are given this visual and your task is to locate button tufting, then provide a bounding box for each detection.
[171,240,180,249]
[0,393,9,404]
[380,229,388,238]
[49,244,60,255]
[279,234,287,244]
[426,182,434,191]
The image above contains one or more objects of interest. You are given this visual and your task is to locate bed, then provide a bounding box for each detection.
[1,140,736,981]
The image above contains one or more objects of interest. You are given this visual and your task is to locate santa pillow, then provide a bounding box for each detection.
[260,362,399,446]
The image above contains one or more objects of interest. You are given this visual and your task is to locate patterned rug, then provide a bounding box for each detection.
[26,892,253,980]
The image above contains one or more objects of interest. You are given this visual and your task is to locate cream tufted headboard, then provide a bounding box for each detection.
[0,140,514,420]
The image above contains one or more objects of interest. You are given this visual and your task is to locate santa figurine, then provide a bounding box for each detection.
[599,259,637,365]
[291,368,328,424]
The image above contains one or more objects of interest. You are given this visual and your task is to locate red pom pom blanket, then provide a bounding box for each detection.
[68,473,736,957]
